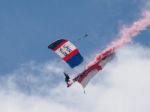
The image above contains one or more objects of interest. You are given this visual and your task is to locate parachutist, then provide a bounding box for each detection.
[64,72,70,87]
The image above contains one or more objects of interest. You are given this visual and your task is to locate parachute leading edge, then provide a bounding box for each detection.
[48,39,84,68]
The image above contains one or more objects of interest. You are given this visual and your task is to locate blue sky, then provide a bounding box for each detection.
[0,1,150,112]
[0,0,149,74]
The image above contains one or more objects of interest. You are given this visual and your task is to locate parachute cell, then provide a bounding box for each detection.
[48,39,83,68]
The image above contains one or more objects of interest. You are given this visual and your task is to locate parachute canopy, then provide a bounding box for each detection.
[48,39,84,68]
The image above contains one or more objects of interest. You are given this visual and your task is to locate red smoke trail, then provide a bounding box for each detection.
[92,11,150,65]
[101,11,150,56]
[111,11,150,50]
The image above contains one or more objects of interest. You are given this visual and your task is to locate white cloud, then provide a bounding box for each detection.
[0,44,150,112]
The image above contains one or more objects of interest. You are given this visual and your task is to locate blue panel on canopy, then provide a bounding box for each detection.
[66,53,83,68]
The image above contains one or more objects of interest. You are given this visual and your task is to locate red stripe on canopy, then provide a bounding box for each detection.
[63,49,79,61]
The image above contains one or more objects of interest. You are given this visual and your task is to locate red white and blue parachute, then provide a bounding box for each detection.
[48,39,84,68]
[48,39,116,88]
